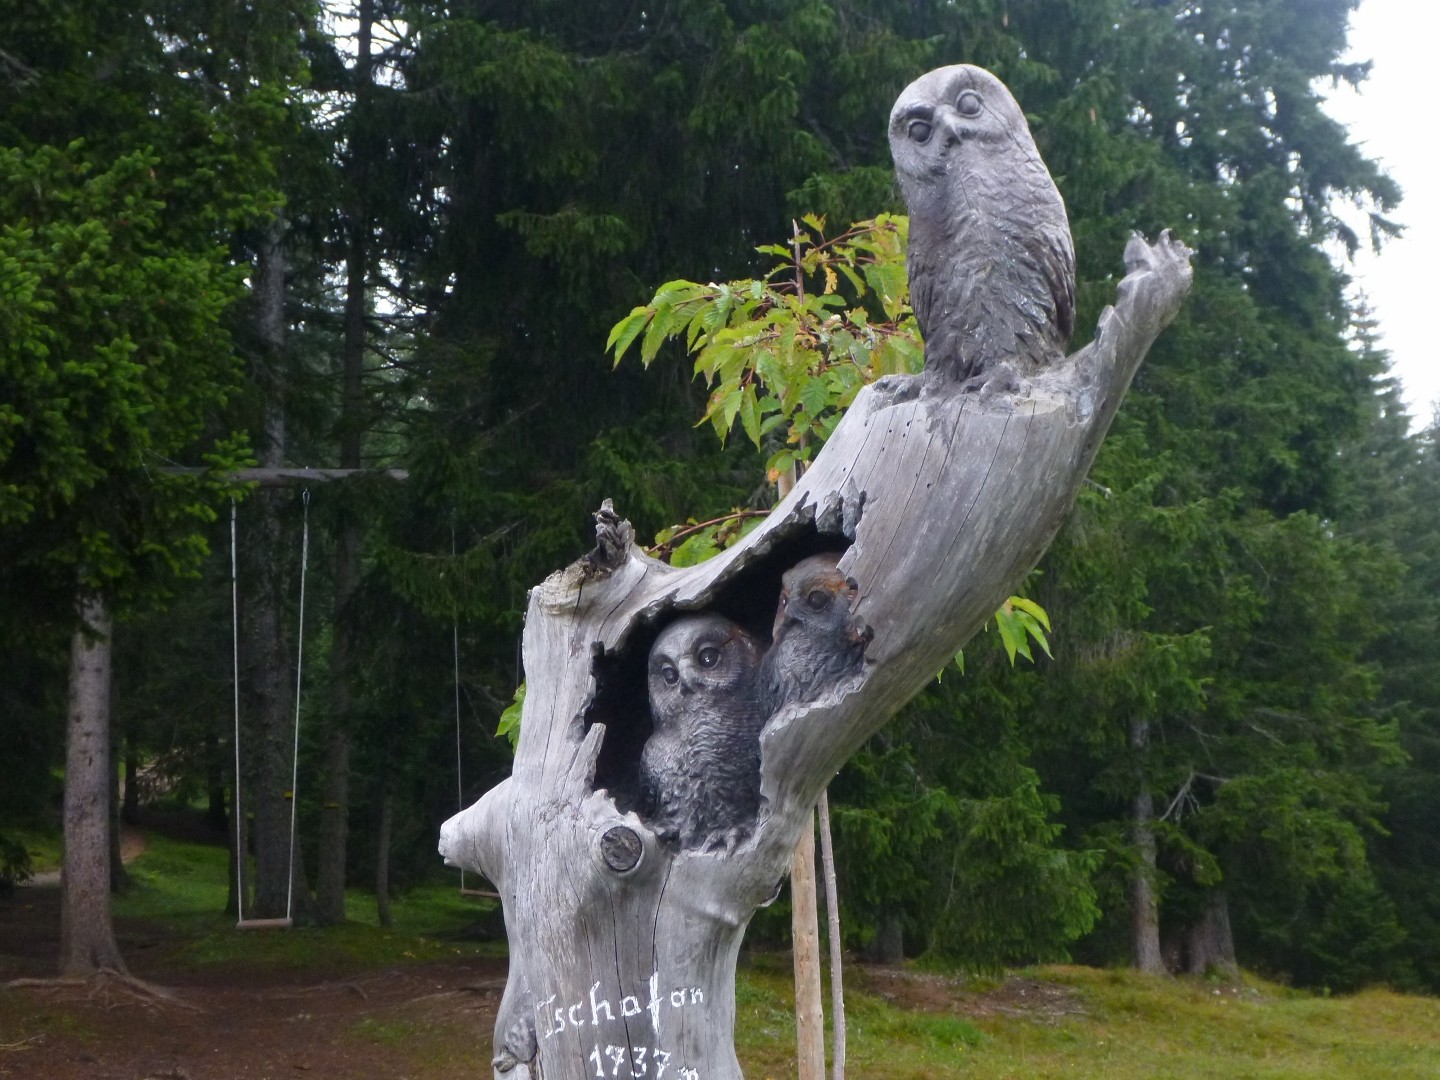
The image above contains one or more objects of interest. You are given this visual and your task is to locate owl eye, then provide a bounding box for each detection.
[660,664,679,685]
[806,589,831,612]
[956,89,983,117]
[907,118,933,144]
[696,645,721,668]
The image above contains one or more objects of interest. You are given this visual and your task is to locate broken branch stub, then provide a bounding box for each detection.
[440,64,1192,1080]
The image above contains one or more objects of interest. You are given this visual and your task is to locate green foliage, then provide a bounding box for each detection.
[611,215,919,477]
[0,143,251,594]
[496,684,525,750]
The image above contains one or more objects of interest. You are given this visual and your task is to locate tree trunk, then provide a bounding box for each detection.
[376,785,393,929]
[1184,889,1237,977]
[243,212,297,921]
[817,792,845,1080]
[122,736,139,825]
[791,812,825,1080]
[316,0,374,925]
[108,700,128,894]
[1129,714,1165,975]
[441,224,1190,1078]
[60,594,128,976]
[866,914,903,964]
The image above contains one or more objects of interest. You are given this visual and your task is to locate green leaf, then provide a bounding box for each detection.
[1010,596,1052,631]
[739,383,762,447]
[606,307,650,362]
[496,683,526,749]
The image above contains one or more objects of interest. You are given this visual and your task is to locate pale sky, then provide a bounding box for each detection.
[1323,0,1439,429]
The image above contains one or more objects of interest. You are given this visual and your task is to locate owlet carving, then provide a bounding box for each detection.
[640,613,766,851]
[760,552,872,716]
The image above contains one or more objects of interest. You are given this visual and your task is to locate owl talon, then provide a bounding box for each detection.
[873,373,921,404]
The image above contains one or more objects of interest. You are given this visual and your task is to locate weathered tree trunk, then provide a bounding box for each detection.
[791,812,825,1080]
[1129,714,1165,975]
[60,594,127,976]
[441,225,1191,1077]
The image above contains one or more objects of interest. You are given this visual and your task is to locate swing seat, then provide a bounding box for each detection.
[236,917,294,930]
[459,887,500,899]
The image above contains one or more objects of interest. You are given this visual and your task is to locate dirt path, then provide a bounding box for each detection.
[0,881,504,1079]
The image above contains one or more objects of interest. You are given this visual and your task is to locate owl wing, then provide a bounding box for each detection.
[1039,222,1077,347]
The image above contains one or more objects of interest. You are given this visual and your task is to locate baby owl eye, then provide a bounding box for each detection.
[907,119,933,144]
[956,89,982,117]
[660,664,679,685]
[806,589,831,612]
[696,646,721,668]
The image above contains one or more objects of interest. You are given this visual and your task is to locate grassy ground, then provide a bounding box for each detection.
[113,829,505,971]
[5,827,1439,1078]
[734,961,1440,1079]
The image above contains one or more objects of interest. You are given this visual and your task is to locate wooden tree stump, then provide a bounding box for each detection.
[440,65,1192,1080]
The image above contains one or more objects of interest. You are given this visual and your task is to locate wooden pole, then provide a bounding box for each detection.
[817,791,845,1080]
[158,467,407,485]
[791,811,825,1080]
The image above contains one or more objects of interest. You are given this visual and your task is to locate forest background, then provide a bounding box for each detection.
[2,0,1438,996]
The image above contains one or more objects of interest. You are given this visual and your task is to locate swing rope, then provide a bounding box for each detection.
[452,523,467,893]
[286,488,310,923]
[231,500,245,924]
[232,489,310,929]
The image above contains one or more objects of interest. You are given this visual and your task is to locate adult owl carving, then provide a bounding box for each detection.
[888,64,1075,385]
[640,613,766,851]
[760,552,872,716]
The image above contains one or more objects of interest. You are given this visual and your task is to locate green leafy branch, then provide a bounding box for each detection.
[608,213,922,481]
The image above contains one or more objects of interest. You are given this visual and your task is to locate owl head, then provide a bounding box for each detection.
[887,64,1042,205]
[772,553,871,648]
[647,613,763,728]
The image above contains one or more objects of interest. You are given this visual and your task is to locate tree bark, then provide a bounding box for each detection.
[1129,714,1165,975]
[60,594,127,976]
[817,792,845,1080]
[791,812,825,1080]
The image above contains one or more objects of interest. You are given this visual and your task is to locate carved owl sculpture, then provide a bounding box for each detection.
[760,552,872,716]
[888,64,1075,385]
[640,613,766,851]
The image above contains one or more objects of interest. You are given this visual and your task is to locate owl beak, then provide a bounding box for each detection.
[937,109,969,149]
[771,592,790,640]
